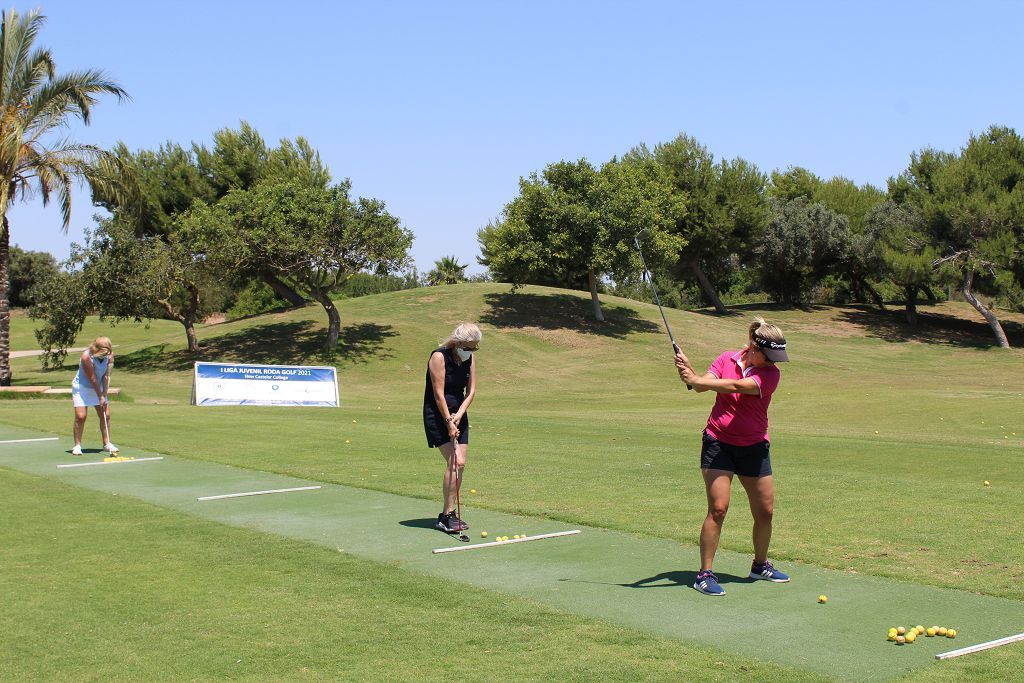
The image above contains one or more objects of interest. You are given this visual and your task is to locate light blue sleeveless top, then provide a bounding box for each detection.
[72,354,109,390]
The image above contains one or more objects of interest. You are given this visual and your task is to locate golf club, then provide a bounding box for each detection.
[100,397,120,455]
[451,438,470,542]
[634,229,692,390]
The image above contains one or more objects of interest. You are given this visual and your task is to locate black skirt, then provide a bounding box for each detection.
[424,397,469,447]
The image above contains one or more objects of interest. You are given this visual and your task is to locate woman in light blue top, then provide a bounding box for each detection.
[71,337,118,456]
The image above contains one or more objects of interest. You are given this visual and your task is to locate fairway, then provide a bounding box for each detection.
[1,424,1021,681]
[3,285,1023,681]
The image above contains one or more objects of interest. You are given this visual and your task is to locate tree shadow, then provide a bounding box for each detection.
[691,302,825,319]
[837,306,1024,349]
[117,320,397,372]
[480,292,660,339]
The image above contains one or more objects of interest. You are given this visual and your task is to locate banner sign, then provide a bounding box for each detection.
[192,362,339,407]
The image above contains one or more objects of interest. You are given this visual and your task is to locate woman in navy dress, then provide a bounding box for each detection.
[423,322,481,533]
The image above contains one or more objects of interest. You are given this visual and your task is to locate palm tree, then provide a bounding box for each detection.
[0,9,128,385]
[426,255,467,286]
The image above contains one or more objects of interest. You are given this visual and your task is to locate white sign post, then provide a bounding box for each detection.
[192,362,339,407]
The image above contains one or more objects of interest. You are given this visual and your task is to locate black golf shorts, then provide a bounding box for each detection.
[700,431,772,477]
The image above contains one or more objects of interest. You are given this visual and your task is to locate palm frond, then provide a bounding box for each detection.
[1,9,47,106]
[10,46,54,102]
[26,70,128,128]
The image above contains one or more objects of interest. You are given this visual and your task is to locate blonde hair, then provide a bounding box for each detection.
[441,323,482,349]
[89,337,113,359]
[749,317,785,345]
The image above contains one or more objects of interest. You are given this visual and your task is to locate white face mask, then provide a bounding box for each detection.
[455,348,472,362]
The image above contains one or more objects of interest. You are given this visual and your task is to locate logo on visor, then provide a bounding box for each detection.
[754,335,786,350]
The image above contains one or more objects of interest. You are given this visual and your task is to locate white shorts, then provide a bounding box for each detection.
[71,381,103,408]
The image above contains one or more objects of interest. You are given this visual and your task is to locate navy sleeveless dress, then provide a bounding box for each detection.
[423,347,471,447]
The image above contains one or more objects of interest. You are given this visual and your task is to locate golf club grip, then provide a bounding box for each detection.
[672,342,693,391]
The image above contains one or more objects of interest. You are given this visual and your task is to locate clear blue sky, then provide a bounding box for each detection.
[9,0,1023,276]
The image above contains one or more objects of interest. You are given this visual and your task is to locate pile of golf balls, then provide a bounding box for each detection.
[887,624,957,645]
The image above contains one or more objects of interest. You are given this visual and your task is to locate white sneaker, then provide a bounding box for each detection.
[104,442,119,454]
[71,444,83,456]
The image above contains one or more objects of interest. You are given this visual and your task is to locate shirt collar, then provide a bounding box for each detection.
[730,350,755,377]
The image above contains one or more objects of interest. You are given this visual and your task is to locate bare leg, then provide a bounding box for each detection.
[437,442,467,513]
[73,407,88,447]
[738,474,775,563]
[94,405,110,444]
[700,469,732,570]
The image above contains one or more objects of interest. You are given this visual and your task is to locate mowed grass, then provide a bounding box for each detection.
[4,284,1024,679]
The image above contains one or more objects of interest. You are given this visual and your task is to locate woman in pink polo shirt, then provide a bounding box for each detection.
[675,317,789,597]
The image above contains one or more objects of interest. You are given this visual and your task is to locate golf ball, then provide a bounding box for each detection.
[818,595,828,603]
[947,629,957,638]
[480,531,488,538]
[469,489,476,494]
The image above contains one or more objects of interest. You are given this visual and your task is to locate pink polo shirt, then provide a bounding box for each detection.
[704,350,781,447]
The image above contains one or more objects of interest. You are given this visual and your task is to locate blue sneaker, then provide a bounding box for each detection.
[750,560,790,582]
[693,570,726,596]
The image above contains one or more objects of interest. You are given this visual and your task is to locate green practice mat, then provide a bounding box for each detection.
[2,425,1021,681]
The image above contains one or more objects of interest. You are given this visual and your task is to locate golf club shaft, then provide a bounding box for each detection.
[100,397,112,444]
[634,233,692,390]
[452,438,468,541]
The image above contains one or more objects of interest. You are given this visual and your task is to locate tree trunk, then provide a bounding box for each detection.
[861,278,886,310]
[587,270,604,322]
[686,256,727,314]
[184,319,199,353]
[962,270,1010,348]
[0,216,10,385]
[921,285,938,303]
[157,282,201,353]
[904,285,918,326]
[311,289,341,348]
[260,272,306,307]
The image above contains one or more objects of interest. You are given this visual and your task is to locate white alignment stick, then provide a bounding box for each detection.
[0,437,59,444]
[936,632,1024,660]
[433,529,581,554]
[57,457,163,469]
[197,485,322,501]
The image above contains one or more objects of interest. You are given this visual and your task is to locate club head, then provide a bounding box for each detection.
[457,533,470,542]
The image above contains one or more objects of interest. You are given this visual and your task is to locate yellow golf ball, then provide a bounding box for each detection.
[926,628,936,637]
[469,489,477,493]
[818,595,828,603]
[905,632,917,643]
[937,627,948,636]
[480,531,488,538]
[947,629,957,638]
